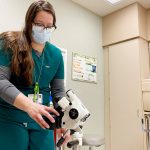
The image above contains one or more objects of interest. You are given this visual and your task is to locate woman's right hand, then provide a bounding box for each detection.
[26,102,59,129]
[13,93,59,129]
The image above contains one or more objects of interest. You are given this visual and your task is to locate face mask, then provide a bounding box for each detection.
[32,25,51,44]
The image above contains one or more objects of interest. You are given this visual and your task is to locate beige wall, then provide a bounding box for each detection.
[103,46,110,150]
[102,3,139,46]
[147,9,150,41]
[0,0,35,32]
[102,3,148,46]
[138,4,148,40]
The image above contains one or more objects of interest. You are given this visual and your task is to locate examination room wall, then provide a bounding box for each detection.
[0,0,104,149]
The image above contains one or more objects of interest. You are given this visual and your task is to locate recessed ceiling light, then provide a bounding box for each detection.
[106,0,121,4]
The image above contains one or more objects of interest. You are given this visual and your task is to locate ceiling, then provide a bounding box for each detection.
[71,0,150,16]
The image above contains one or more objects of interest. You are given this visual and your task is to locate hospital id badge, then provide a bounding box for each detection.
[28,94,43,104]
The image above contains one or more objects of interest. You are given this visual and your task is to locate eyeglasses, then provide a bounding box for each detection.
[33,22,55,33]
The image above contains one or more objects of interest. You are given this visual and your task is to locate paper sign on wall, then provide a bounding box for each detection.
[72,52,97,83]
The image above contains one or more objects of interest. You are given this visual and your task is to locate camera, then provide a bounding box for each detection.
[43,89,90,131]
[43,90,90,147]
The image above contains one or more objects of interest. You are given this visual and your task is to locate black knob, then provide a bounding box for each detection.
[69,108,78,119]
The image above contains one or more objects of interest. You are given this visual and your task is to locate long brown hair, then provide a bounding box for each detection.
[0,0,56,85]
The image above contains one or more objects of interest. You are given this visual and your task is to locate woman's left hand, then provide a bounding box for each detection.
[56,128,71,146]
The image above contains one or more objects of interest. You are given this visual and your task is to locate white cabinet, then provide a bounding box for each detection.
[104,38,149,150]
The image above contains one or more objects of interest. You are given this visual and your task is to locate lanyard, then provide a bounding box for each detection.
[33,51,45,102]
[33,82,40,102]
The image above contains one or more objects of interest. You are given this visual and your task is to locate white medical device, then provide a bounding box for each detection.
[44,89,90,147]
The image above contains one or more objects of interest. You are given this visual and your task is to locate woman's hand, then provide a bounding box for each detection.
[26,102,59,129]
[13,93,59,129]
[56,128,71,146]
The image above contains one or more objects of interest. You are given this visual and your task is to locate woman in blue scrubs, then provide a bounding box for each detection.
[0,1,69,149]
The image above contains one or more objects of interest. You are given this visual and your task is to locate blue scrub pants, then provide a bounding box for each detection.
[0,120,55,150]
